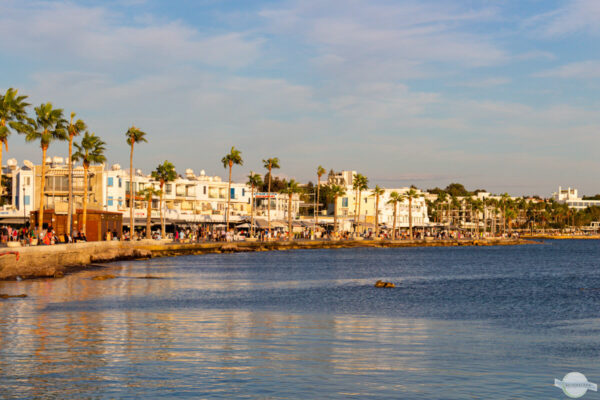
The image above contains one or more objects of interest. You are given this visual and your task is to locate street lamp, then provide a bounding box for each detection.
[22,186,26,226]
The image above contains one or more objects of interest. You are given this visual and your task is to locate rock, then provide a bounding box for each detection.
[375,280,395,288]
[91,274,116,281]
[0,293,27,298]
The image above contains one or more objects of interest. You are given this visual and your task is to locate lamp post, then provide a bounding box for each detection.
[22,186,26,226]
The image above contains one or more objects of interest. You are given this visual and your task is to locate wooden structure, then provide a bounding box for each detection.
[30,209,123,241]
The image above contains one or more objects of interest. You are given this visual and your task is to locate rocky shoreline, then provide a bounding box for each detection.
[0,238,536,280]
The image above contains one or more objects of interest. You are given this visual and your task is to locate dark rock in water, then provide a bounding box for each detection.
[92,274,116,281]
[0,293,27,298]
[375,280,395,288]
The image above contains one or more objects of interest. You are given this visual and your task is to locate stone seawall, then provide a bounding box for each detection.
[0,238,534,280]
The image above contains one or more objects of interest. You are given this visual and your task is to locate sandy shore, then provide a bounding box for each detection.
[0,238,536,280]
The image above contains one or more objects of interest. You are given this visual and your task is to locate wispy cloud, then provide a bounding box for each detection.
[525,0,600,36]
[452,77,511,88]
[534,60,600,78]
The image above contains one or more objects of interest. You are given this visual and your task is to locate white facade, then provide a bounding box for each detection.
[377,188,430,228]
[552,186,600,210]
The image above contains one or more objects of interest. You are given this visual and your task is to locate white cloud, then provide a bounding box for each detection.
[261,0,507,81]
[0,1,262,70]
[533,60,600,78]
[452,77,511,88]
[526,0,600,36]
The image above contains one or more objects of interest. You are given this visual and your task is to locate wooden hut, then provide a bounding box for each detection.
[30,209,123,241]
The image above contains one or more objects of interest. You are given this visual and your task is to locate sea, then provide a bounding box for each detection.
[1,239,599,399]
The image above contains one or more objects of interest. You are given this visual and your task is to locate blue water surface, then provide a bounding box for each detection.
[1,240,599,399]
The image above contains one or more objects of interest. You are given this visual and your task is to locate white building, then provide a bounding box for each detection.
[552,186,600,210]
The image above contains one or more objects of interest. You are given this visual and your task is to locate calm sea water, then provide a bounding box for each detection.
[1,240,600,399]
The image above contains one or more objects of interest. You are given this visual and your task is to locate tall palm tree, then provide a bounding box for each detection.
[72,132,106,235]
[0,88,29,193]
[372,185,385,237]
[405,188,423,240]
[66,113,86,236]
[352,174,361,232]
[246,172,263,237]
[25,103,68,233]
[138,186,161,239]
[329,184,346,233]
[500,193,511,234]
[315,165,326,226]
[281,179,301,241]
[262,157,280,234]
[221,147,243,231]
[472,198,484,237]
[356,174,368,234]
[387,191,403,240]
[151,160,177,238]
[125,126,147,238]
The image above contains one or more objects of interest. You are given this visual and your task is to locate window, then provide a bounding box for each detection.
[342,197,348,207]
[26,177,31,185]
[242,188,246,197]
[231,188,236,199]
[118,178,122,188]
[24,195,30,206]
[166,184,172,194]
[107,177,114,187]
[203,186,207,195]
[107,196,114,206]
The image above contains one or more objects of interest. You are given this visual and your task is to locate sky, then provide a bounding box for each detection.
[1,0,599,196]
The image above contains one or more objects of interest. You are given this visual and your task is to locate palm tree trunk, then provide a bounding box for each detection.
[82,164,88,235]
[267,167,272,235]
[392,203,397,240]
[250,184,255,237]
[160,182,165,238]
[38,146,48,234]
[146,196,151,239]
[357,190,362,235]
[315,177,320,225]
[129,143,134,239]
[375,195,379,237]
[334,196,338,233]
[227,163,232,231]
[67,135,73,236]
[409,198,413,240]
[288,194,292,241]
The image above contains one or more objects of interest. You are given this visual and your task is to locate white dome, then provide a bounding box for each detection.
[45,157,52,164]
[200,169,206,176]
[6,158,17,167]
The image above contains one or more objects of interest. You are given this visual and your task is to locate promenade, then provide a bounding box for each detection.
[0,237,535,280]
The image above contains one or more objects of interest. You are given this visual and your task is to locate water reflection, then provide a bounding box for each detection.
[1,243,599,398]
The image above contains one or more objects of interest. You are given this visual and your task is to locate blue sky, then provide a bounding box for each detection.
[1,0,599,196]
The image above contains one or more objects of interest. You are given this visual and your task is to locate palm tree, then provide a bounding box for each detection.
[329,184,346,233]
[315,165,326,226]
[281,179,301,241]
[72,132,106,235]
[372,185,385,237]
[246,172,263,237]
[221,147,243,231]
[500,193,511,234]
[472,198,484,237]
[151,160,177,238]
[138,186,161,239]
[262,157,280,234]
[387,191,403,240]
[405,188,423,240]
[0,88,29,193]
[356,174,368,234]
[66,113,86,236]
[125,126,147,238]
[25,103,68,233]
[437,192,448,225]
